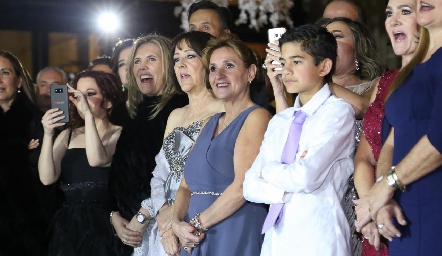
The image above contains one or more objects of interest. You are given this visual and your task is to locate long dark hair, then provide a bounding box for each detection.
[67,71,121,129]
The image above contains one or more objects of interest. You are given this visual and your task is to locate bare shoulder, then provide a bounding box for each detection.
[239,107,271,137]
[164,106,187,138]
[244,108,272,127]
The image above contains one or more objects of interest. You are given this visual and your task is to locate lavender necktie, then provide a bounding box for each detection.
[262,110,307,234]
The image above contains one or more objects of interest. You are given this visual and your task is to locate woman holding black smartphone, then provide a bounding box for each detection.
[38,70,122,255]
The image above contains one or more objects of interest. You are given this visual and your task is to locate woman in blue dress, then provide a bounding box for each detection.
[172,34,271,256]
[355,1,442,255]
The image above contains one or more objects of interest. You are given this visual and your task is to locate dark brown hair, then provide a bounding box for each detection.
[170,31,215,91]
[67,70,121,129]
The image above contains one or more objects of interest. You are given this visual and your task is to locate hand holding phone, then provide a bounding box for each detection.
[50,84,70,123]
[268,27,286,70]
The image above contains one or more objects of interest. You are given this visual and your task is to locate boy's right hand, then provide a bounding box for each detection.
[264,42,285,98]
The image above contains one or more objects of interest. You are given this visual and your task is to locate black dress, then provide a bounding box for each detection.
[0,94,60,256]
[109,94,188,255]
[48,143,118,256]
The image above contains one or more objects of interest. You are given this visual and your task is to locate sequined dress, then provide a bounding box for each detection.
[135,120,203,256]
[343,80,376,256]
[358,70,398,256]
[48,147,118,256]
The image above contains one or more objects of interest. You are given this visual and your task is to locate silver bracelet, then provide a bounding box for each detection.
[190,213,208,232]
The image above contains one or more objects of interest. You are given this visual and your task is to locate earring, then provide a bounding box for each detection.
[355,60,360,71]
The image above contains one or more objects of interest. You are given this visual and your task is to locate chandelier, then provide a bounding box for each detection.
[174,0,294,32]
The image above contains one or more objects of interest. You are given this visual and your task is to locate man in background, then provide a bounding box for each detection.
[35,67,67,112]
[322,0,367,24]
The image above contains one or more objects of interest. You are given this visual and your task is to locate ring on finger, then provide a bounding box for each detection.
[378,223,384,229]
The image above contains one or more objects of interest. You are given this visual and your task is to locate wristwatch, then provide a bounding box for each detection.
[386,166,406,192]
[136,212,148,224]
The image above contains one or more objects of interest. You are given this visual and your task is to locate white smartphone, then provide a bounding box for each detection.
[268,27,286,70]
[268,27,286,45]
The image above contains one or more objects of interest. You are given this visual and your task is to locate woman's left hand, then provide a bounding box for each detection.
[157,204,174,236]
[67,83,91,116]
[161,229,180,255]
[172,220,204,254]
[355,179,395,231]
[375,200,406,241]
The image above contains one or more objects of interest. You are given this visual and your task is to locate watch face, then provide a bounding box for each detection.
[137,214,145,223]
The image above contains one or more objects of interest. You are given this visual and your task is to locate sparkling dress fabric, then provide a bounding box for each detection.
[385,48,442,255]
[48,148,118,256]
[135,120,203,256]
[182,106,267,256]
[343,80,376,256]
[360,69,398,256]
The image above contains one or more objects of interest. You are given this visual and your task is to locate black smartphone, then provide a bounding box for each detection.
[50,84,70,123]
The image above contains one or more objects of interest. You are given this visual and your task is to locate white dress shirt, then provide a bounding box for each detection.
[243,84,355,256]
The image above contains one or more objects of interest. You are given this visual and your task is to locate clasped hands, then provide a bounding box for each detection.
[172,219,205,255]
[354,178,407,249]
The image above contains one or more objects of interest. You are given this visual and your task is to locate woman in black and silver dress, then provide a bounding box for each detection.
[129,31,224,256]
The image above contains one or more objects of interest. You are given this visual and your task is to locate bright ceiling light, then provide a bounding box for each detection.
[98,12,119,33]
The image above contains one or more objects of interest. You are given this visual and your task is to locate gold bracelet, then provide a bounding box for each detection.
[110,211,117,236]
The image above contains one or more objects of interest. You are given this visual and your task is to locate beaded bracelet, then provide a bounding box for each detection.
[189,213,208,233]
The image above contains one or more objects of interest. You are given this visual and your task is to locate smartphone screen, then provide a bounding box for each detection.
[50,84,70,123]
[268,27,286,70]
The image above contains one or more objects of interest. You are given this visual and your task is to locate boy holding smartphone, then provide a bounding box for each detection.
[243,24,354,255]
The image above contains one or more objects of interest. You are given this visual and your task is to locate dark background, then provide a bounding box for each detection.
[0,0,394,78]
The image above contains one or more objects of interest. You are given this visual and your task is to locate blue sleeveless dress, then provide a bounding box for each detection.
[182,105,267,256]
[384,47,442,255]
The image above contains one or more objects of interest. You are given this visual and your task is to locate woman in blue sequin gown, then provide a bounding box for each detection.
[172,35,271,256]
[38,71,123,255]
[129,31,224,256]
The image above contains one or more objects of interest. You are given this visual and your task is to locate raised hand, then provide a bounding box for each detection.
[67,83,91,116]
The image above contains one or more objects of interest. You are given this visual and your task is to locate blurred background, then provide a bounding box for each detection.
[0,0,396,80]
